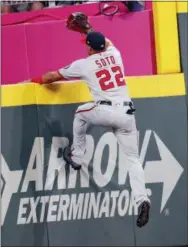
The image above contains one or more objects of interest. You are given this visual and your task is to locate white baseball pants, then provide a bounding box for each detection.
[71,102,150,205]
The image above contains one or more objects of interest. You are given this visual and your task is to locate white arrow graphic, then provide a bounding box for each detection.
[144,132,184,212]
[1,155,23,226]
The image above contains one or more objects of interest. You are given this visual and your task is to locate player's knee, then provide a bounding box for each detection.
[73,113,87,130]
[74,111,84,123]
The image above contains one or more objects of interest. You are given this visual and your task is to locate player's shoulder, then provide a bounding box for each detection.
[72,58,86,67]
[67,59,87,72]
[106,45,120,53]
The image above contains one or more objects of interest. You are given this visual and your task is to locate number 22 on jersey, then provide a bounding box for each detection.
[95,66,126,91]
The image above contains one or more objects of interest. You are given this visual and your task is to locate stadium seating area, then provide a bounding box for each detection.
[1,1,92,14]
[1,1,145,14]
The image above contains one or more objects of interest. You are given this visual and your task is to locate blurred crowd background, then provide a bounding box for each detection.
[1,1,145,14]
[1,1,101,13]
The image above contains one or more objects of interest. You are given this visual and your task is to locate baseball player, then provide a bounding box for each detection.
[31,13,150,228]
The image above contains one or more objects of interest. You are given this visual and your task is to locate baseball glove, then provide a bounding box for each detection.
[66,12,92,34]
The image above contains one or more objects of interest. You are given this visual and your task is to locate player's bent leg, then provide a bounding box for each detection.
[113,128,150,227]
[71,113,88,165]
[64,114,88,170]
[63,103,95,170]
[113,128,149,203]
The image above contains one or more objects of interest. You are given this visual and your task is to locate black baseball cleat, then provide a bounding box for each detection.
[136,201,150,228]
[63,147,82,171]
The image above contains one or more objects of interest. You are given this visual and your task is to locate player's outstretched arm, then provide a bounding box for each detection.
[31,71,66,84]
[31,59,82,84]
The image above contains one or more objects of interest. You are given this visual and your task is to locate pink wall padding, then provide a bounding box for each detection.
[2,11,156,84]
[2,25,29,84]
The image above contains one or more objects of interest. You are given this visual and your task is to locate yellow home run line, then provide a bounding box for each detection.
[1,74,186,107]
[177,1,188,13]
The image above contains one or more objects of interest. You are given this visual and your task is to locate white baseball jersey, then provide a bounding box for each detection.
[59,44,150,206]
[59,45,131,102]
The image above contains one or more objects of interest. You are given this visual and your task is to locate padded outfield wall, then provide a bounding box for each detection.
[1,75,187,246]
